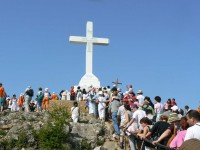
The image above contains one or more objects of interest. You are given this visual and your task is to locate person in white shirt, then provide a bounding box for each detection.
[97,91,106,121]
[136,90,145,105]
[184,110,200,141]
[154,96,164,122]
[124,104,146,150]
[71,101,80,123]
[11,94,18,111]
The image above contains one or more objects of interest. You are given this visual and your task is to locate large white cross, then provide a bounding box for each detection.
[69,21,109,74]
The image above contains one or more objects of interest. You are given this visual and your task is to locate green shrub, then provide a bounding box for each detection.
[81,140,90,150]
[96,138,104,146]
[35,106,70,150]
[16,131,28,148]
[0,129,6,136]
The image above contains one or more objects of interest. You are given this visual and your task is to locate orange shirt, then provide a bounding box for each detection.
[0,87,4,97]
[18,96,24,107]
[51,94,58,100]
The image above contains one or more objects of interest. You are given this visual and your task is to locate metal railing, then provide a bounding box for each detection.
[128,132,174,150]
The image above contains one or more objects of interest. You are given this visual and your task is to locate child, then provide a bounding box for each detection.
[137,117,153,150]
[71,101,80,123]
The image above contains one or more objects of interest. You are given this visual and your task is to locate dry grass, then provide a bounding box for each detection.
[49,100,88,114]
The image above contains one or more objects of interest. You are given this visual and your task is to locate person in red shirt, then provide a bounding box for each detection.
[171,98,177,106]
[0,83,5,112]
[70,86,75,100]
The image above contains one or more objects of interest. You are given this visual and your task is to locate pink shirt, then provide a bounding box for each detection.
[170,130,187,148]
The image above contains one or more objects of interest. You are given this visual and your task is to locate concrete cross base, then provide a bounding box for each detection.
[79,73,100,89]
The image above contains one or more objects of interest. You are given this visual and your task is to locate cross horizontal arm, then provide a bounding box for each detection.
[92,38,109,46]
[69,36,87,44]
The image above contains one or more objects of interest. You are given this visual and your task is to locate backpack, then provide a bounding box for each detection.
[38,92,44,100]
[26,89,34,97]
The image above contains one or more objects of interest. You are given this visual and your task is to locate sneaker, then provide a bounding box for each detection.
[112,133,117,138]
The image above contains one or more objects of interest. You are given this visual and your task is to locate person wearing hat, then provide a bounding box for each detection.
[170,117,189,149]
[123,104,146,150]
[0,83,5,112]
[42,88,51,111]
[96,91,106,122]
[136,90,145,105]
[152,112,181,146]
[24,86,34,112]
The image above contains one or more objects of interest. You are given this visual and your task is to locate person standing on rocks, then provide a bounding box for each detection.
[36,87,44,112]
[108,91,121,139]
[0,83,5,112]
[51,92,58,100]
[11,94,18,111]
[18,93,24,111]
[24,86,34,112]
[96,91,106,122]
[42,88,50,111]
[70,86,75,100]
[71,101,80,123]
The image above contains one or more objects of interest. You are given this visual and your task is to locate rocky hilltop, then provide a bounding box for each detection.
[0,101,121,150]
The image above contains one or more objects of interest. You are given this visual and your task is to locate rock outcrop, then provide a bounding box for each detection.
[0,109,121,150]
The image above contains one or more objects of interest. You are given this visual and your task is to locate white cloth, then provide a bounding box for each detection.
[83,94,88,100]
[11,98,18,111]
[88,93,96,114]
[136,95,145,105]
[117,105,126,126]
[71,107,79,123]
[44,91,50,98]
[98,96,106,119]
[76,92,82,101]
[154,103,164,114]
[184,123,200,141]
[61,91,67,100]
[132,109,146,130]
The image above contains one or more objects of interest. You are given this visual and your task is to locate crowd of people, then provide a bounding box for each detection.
[0,83,59,112]
[67,84,200,150]
[1,82,200,150]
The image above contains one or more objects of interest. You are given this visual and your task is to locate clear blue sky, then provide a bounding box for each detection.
[1,0,200,109]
